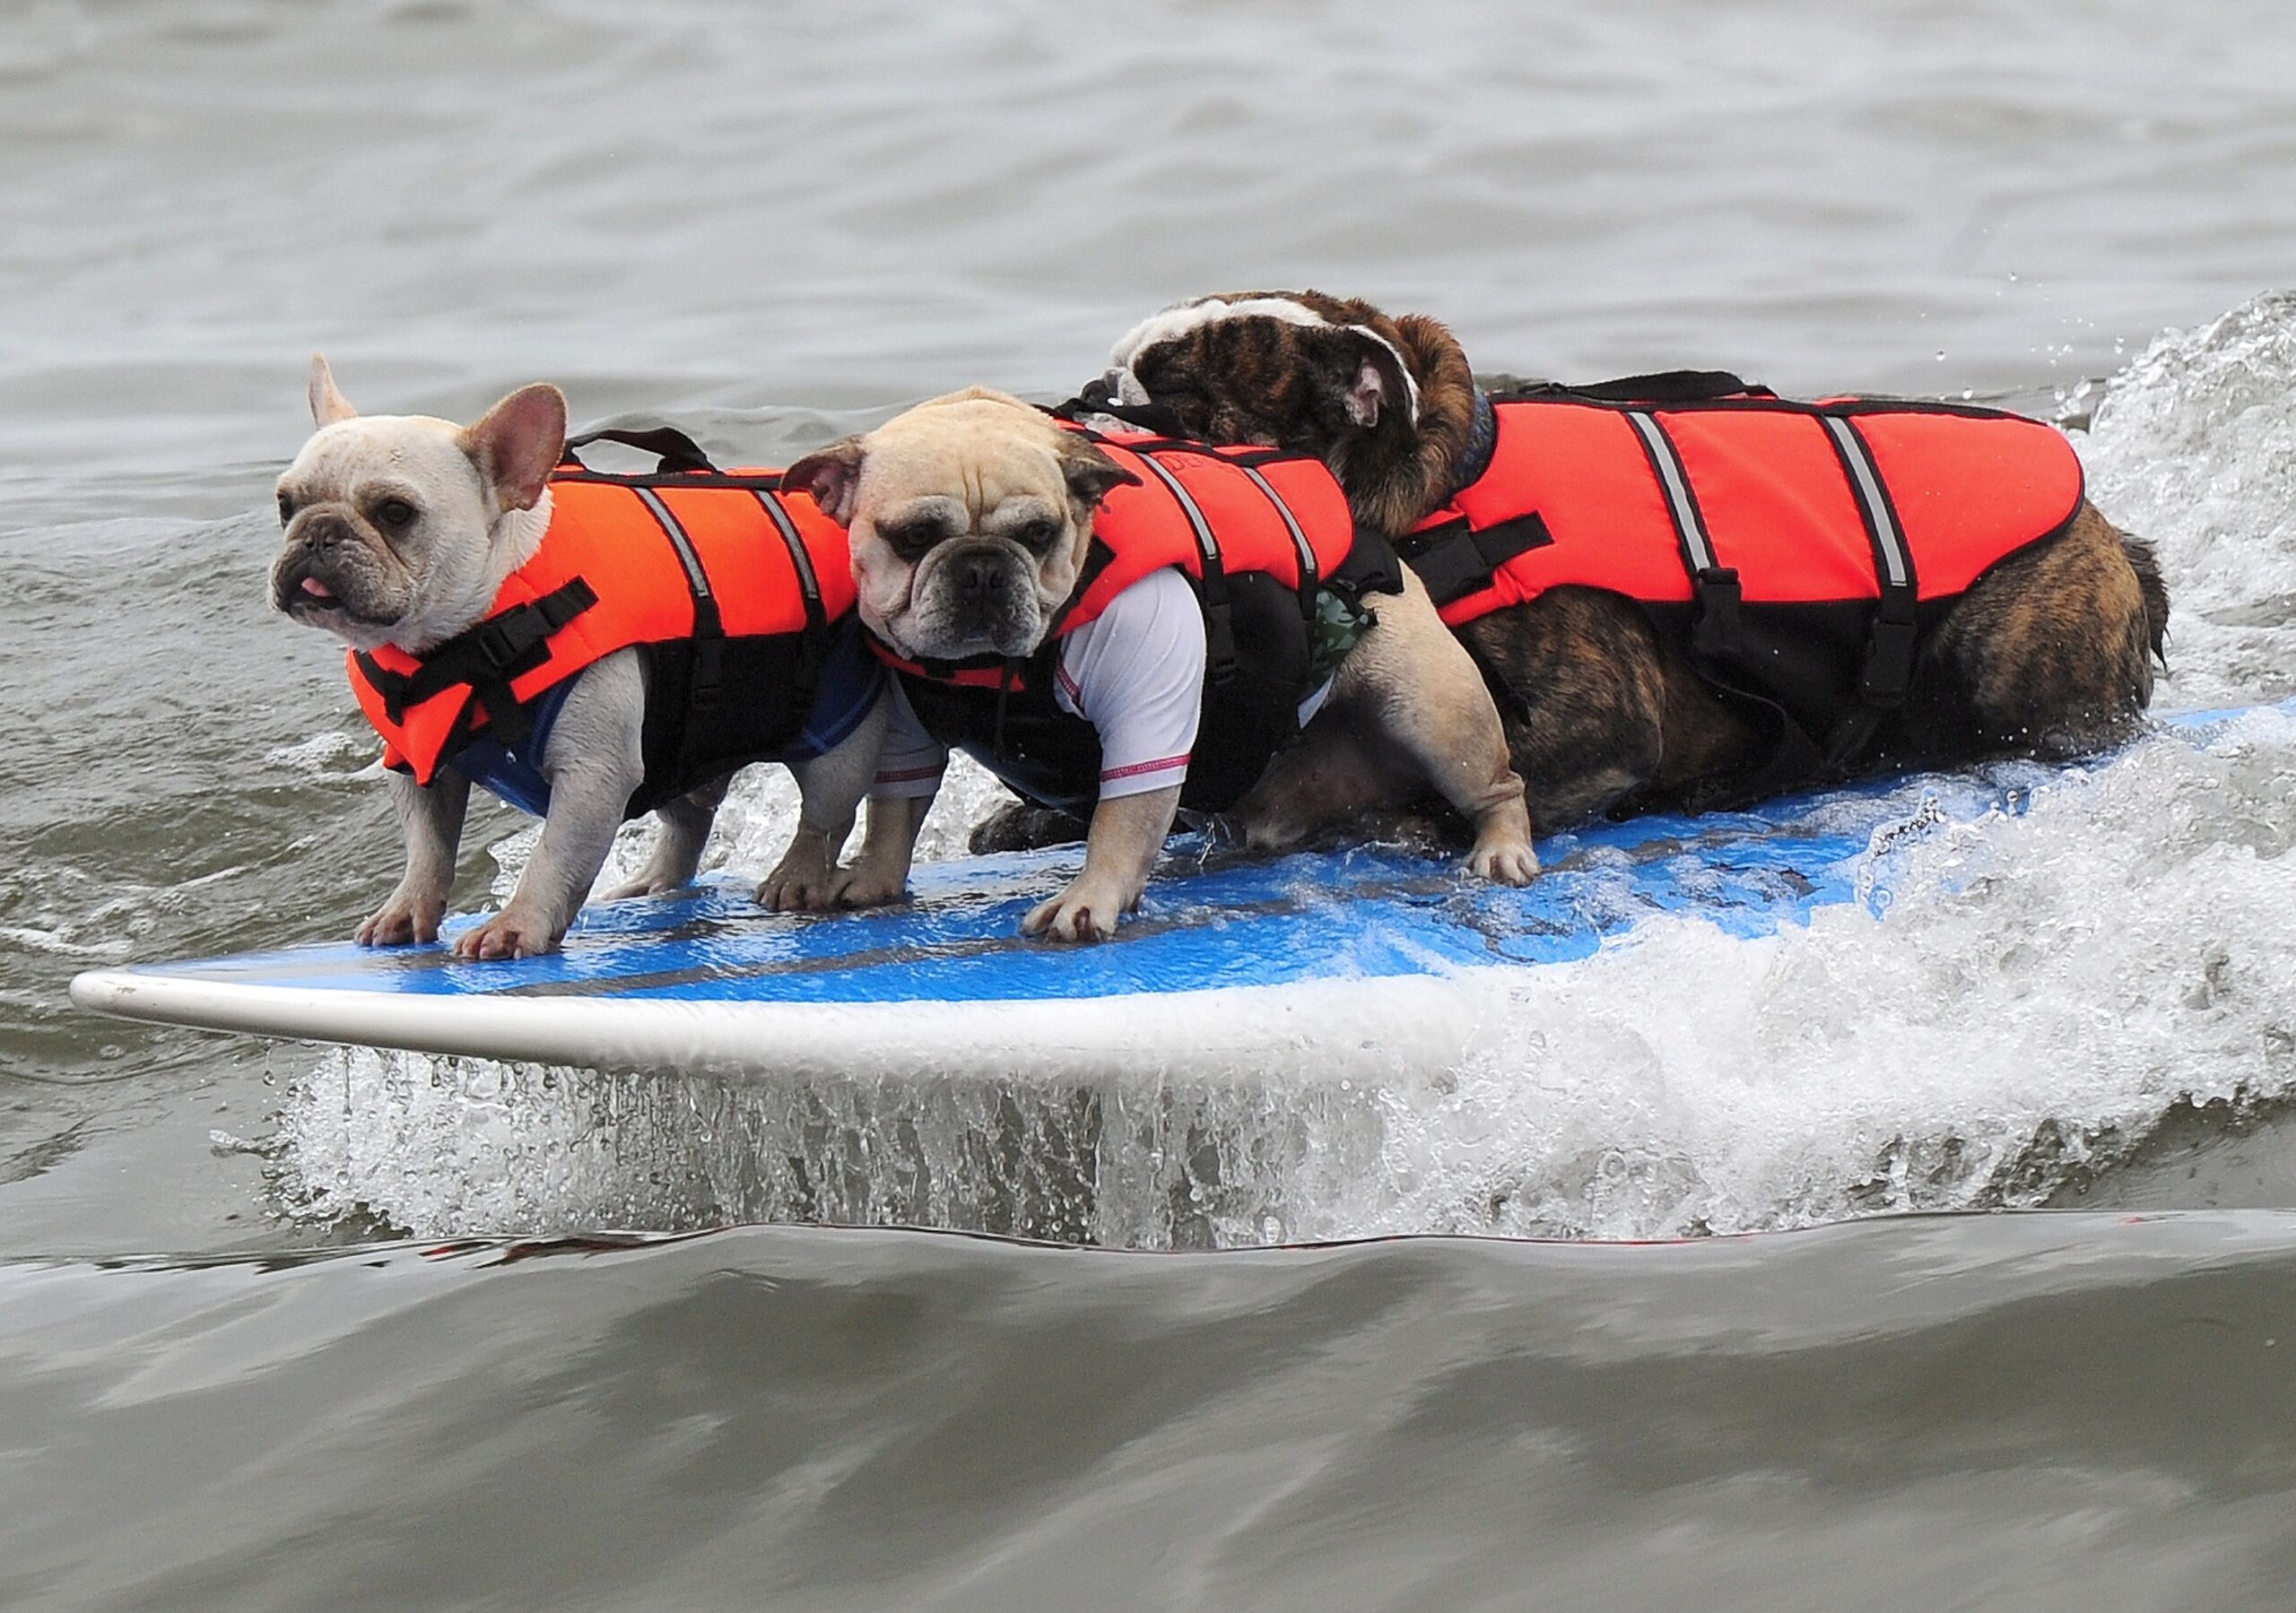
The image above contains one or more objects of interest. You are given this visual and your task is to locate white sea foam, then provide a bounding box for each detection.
[2078,291,2296,708]
[260,730,378,780]
[279,297,2296,1248]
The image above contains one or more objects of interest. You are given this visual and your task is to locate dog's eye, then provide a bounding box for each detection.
[276,494,294,526]
[882,522,943,560]
[1011,517,1064,552]
[374,498,418,530]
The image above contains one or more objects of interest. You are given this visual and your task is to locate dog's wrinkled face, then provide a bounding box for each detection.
[272,358,566,655]
[786,388,1137,662]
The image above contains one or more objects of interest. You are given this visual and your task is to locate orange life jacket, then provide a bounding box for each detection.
[883,430,1400,813]
[1399,376,2086,783]
[347,429,861,820]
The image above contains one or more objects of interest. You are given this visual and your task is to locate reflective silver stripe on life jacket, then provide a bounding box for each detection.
[1626,409,1746,672]
[1818,412,1920,719]
[632,486,720,633]
[632,486,726,726]
[1822,415,1911,591]
[1233,461,1318,609]
[749,489,826,627]
[1624,411,1718,575]
[1128,451,1220,576]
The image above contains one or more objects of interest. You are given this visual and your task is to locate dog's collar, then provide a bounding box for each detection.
[1440,388,1499,506]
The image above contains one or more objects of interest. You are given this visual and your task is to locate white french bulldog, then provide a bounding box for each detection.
[273,358,902,959]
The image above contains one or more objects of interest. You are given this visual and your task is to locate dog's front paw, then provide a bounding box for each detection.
[1022,877,1135,943]
[451,910,563,961]
[1469,838,1540,887]
[757,846,839,913]
[356,889,445,948]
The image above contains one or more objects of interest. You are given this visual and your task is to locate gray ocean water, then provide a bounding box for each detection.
[5,1,2296,1606]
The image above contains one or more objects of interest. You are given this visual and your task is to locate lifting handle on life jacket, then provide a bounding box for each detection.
[561,426,719,475]
[1552,370,1774,404]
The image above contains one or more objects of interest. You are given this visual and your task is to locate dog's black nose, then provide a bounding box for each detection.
[952,551,1004,601]
[296,509,353,552]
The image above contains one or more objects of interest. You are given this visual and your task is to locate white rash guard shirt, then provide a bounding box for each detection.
[873,567,1207,802]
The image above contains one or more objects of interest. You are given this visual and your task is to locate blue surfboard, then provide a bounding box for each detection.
[69,707,2274,1080]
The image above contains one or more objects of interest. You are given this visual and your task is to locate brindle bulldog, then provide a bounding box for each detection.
[1082,291,2170,830]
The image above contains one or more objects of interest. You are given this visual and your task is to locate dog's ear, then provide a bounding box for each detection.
[1328,329,1413,430]
[1054,436,1142,507]
[783,437,867,525]
[308,354,358,427]
[459,383,568,513]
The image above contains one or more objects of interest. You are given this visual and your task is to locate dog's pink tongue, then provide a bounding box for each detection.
[300,577,336,601]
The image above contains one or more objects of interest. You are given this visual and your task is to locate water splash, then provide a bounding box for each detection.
[1354,706,2296,1240]
[2080,291,2296,707]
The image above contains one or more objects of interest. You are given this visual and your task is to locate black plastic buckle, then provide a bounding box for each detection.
[472,613,531,671]
[690,637,726,713]
[1858,612,1920,708]
[1397,518,1484,609]
[1205,601,1240,687]
[1692,566,1743,662]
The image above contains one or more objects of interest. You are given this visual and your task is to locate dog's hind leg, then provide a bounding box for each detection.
[1900,502,2164,762]
[761,684,900,911]
[601,775,729,900]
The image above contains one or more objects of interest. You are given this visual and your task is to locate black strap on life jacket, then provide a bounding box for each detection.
[746,486,833,722]
[630,486,725,707]
[353,577,601,749]
[622,486,735,793]
[1397,512,1556,611]
[1622,411,1744,666]
[1817,410,1920,763]
[561,425,718,474]
[1231,461,1320,626]
[1518,369,1773,405]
